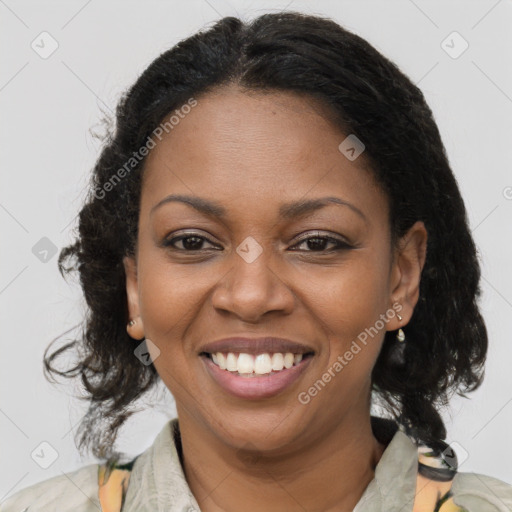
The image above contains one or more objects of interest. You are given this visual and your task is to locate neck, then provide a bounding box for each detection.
[177,410,386,512]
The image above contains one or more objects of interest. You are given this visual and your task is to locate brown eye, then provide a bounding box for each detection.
[290,233,352,252]
[163,233,219,251]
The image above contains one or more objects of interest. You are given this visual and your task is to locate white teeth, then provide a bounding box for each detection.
[209,351,307,375]
[271,352,284,370]
[217,352,227,370]
[237,353,255,374]
[254,353,272,374]
[226,352,238,371]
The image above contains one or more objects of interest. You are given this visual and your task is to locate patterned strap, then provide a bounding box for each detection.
[97,447,467,512]
[412,444,467,512]
[98,459,134,512]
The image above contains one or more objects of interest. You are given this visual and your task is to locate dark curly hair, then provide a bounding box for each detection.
[44,11,487,462]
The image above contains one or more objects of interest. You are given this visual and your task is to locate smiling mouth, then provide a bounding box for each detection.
[200,351,315,377]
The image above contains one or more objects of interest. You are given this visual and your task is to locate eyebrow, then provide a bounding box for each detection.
[150,194,367,223]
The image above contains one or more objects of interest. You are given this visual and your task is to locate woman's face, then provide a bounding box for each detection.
[124,85,426,453]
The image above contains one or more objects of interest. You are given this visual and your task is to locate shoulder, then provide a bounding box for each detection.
[0,463,101,512]
[451,471,512,512]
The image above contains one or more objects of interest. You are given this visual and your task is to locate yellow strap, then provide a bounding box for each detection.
[98,464,132,512]
[412,472,463,511]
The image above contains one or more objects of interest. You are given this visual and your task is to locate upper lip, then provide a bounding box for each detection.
[199,337,315,356]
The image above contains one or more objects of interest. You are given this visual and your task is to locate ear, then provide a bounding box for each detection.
[387,220,428,330]
[123,255,145,340]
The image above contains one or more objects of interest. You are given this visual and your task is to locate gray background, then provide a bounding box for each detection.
[1,0,511,501]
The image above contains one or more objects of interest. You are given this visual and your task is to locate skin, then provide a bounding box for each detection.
[124,84,427,512]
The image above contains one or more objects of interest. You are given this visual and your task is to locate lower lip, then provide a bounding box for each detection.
[201,355,314,400]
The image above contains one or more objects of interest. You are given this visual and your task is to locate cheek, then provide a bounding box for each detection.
[305,252,390,327]
[136,248,205,351]
[304,253,390,368]
[136,256,209,399]
[294,261,389,412]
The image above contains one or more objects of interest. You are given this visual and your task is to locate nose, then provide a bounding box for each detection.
[210,243,295,323]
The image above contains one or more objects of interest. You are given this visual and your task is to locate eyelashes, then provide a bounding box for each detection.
[162,231,353,254]
[290,235,352,252]
[163,234,220,252]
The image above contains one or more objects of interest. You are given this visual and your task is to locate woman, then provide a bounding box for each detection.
[3,11,511,512]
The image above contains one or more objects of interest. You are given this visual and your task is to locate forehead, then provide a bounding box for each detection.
[140,86,387,223]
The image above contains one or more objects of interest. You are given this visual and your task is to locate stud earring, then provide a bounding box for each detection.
[128,319,136,327]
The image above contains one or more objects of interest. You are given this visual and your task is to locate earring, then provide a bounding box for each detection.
[389,311,406,365]
[128,319,136,327]
[396,312,405,342]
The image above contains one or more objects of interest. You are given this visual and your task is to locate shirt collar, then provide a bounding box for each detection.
[122,416,419,512]
[355,417,419,511]
[122,418,201,512]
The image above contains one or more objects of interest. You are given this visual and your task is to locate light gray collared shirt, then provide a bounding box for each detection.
[3,418,512,511]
